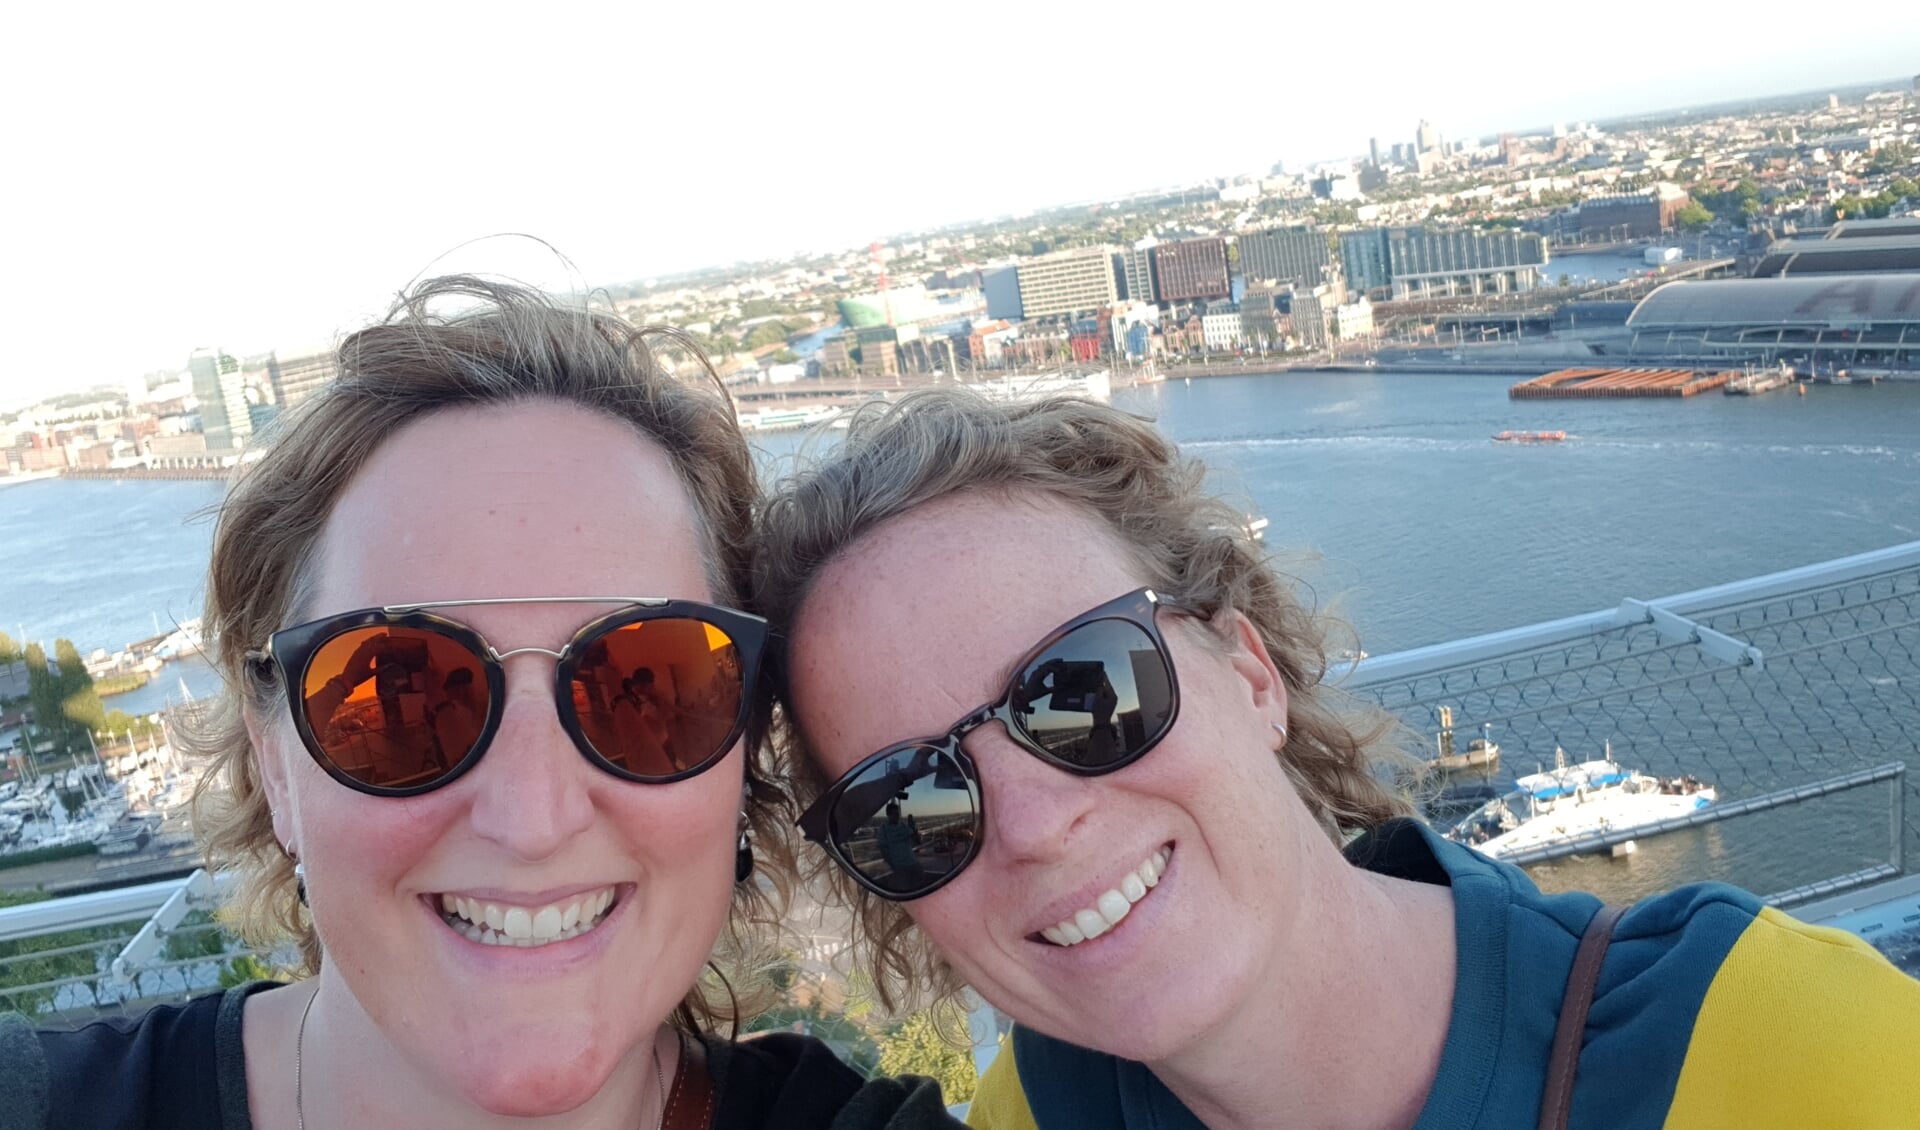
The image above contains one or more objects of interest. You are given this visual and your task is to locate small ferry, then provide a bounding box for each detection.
[1493,430,1568,443]
[1445,745,1715,860]
[736,405,842,433]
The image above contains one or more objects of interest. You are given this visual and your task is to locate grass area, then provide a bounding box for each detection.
[0,842,99,872]
[92,672,151,697]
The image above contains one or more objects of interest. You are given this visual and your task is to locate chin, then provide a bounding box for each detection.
[456,1049,616,1118]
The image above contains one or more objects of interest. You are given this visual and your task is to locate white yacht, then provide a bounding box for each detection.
[1445,746,1715,860]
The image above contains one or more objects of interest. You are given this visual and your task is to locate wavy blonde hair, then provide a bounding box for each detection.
[187,275,793,1034]
[751,389,1415,1011]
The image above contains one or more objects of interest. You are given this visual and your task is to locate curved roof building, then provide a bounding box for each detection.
[1624,276,1920,373]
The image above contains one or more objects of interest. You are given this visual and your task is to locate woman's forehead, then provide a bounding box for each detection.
[306,403,709,613]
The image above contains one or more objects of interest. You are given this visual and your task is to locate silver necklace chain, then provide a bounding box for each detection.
[294,986,669,1130]
[294,985,318,1130]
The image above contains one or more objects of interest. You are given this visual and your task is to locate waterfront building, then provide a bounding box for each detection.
[268,348,340,409]
[1115,244,1157,305]
[1069,318,1106,362]
[1200,304,1242,352]
[1339,226,1548,300]
[1291,285,1337,350]
[1238,226,1333,289]
[1108,301,1158,360]
[1331,298,1374,341]
[1749,234,1920,277]
[1151,238,1231,304]
[1013,248,1116,320]
[818,337,853,375]
[982,265,1024,321]
[967,320,1018,367]
[187,348,251,452]
[1577,184,1689,241]
[1625,275,1920,372]
[1239,283,1289,349]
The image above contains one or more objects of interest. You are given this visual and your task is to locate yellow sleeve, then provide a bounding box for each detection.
[965,1036,1039,1130]
[1665,906,1920,1128]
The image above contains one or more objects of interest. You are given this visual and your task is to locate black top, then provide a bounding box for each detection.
[0,981,958,1130]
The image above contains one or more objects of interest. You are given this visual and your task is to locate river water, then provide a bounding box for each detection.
[2,372,1917,900]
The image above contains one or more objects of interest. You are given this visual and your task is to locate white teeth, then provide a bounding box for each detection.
[437,887,619,949]
[1042,848,1171,948]
[1074,908,1109,941]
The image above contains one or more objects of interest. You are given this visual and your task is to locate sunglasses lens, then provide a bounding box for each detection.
[829,747,978,896]
[570,618,747,779]
[301,626,490,790]
[1012,617,1175,770]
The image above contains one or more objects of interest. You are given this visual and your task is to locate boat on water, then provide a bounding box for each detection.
[1445,745,1715,860]
[736,405,843,433]
[1430,709,1500,773]
[1493,430,1568,443]
[965,369,1112,405]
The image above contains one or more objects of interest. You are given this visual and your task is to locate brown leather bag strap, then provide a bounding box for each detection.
[661,1031,717,1130]
[1537,902,1630,1130]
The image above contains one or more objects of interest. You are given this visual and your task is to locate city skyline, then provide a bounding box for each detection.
[4,0,1918,407]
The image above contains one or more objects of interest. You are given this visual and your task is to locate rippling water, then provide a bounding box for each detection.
[5,375,1918,867]
[6,373,1917,707]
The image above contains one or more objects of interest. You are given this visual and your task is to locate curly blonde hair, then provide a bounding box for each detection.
[187,275,794,1034]
[751,389,1415,1011]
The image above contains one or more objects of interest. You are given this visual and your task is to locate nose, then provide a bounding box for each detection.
[464,665,596,860]
[967,723,1097,865]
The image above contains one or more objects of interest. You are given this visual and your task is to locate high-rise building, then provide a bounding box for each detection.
[1238,227,1333,289]
[268,347,340,408]
[1151,238,1231,304]
[1416,119,1442,154]
[982,266,1024,321]
[187,348,251,452]
[1368,138,1382,167]
[1115,245,1158,305]
[1014,248,1119,319]
[1340,226,1548,300]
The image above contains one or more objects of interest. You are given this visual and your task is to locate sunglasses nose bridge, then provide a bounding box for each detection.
[488,644,567,663]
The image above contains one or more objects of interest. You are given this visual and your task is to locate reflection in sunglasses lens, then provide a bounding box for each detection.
[570,618,745,778]
[1013,618,1174,768]
[302,626,490,790]
[832,747,979,895]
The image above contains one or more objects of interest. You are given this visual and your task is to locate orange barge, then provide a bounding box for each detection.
[1509,368,1735,399]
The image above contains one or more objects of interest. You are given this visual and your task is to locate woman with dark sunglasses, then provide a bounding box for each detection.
[0,278,957,1130]
[753,390,1920,1130]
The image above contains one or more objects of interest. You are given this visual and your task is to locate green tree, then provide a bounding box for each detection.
[53,639,106,739]
[24,642,64,755]
[877,1010,977,1105]
[219,954,275,989]
[1676,201,1714,229]
[0,630,20,667]
[743,321,792,351]
[0,888,121,1016]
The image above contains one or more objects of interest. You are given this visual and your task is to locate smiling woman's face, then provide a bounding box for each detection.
[788,490,1317,1063]
[253,401,741,1115]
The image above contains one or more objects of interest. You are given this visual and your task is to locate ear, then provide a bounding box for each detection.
[1212,608,1291,735]
[243,697,298,851]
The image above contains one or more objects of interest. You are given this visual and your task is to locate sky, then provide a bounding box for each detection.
[4,1,1917,408]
